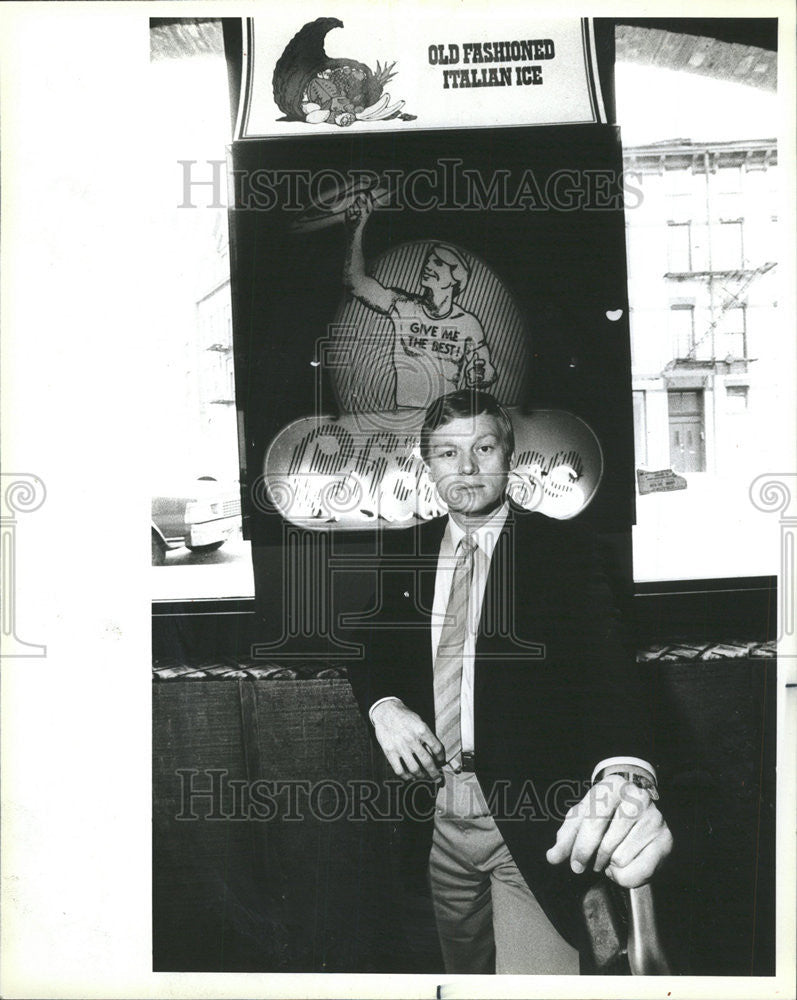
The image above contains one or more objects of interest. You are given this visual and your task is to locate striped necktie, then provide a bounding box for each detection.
[434,534,477,771]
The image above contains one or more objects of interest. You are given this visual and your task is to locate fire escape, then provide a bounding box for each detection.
[664,259,776,374]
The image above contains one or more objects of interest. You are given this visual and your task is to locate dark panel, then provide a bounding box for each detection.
[649,658,776,975]
[153,679,439,971]
[152,681,263,970]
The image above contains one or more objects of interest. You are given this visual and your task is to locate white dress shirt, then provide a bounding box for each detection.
[369,503,655,783]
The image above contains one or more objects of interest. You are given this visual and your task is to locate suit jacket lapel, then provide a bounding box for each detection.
[417,516,447,624]
[412,517,446,726]
[475,506,548,663]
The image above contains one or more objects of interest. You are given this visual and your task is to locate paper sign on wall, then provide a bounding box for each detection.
[236,9,607,139]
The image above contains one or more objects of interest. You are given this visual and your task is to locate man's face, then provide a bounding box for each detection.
[421,252,456,294]
[425,412,511,516]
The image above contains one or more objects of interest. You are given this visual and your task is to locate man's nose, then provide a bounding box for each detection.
[459,453,477,475]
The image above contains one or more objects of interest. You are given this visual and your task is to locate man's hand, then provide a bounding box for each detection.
[344,190,375,231]
[371,699,445,783]
[546,773,673,888]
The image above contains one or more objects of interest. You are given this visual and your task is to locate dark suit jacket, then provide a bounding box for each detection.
[346,503,654,950]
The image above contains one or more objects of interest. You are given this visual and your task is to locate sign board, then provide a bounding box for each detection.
[236,10,608,139]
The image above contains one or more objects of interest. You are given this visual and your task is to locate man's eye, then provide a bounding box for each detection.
[478,445,494,453]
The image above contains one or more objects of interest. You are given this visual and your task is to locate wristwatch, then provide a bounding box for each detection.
[603,769,660,802]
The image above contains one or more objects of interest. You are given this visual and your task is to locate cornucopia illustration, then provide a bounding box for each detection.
[272,17,416,127]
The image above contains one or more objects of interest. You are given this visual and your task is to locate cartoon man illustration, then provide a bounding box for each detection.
[343,192,497,408]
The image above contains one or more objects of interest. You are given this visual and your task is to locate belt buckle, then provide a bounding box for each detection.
[460,750,476,772]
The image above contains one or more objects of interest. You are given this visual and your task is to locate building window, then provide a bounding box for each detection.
[726,385,749,412]
[717,165,743,193]
[712,219,745,271]
[147,25,783,594]
[669,304,695,359]
[715,165,744,217]
[717,305,748,359]
[665,166,693,219]
[616,34,781,584]
[667,221,692,272]
[150,21,254,601]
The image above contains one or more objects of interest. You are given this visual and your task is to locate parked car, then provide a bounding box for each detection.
[151,476,241,565]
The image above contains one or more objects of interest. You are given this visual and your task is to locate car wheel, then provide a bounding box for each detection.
[152,532,166,566]
[185,540,225,553]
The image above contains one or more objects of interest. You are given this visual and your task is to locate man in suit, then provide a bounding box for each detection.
[347,389,672,974]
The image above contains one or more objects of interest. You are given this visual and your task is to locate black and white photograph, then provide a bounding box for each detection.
[1,3,795,999]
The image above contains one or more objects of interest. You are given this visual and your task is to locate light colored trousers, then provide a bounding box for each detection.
[428,768,580,975]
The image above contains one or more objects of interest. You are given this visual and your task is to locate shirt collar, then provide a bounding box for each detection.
[444,502,510,561]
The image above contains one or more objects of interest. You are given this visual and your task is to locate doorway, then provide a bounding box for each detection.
[668,390,706,472]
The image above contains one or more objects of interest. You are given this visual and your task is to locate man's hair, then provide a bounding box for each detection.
[430,244,470,296]
[420,389,515,463]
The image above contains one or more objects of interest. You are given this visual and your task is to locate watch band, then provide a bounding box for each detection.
[604,769,660,801]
